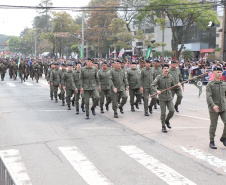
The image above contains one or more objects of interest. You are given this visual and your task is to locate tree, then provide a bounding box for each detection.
[182,49,194,61]
[86,0,118,58]
[137,0,219,59]
[36,0,53,32]
[20,28,34,55]
[52,11,80,56]
[8,36,21,52]
[135,29,166,57]
[108,18,134,56]
[153,51,162,59]
[164,50,174,59]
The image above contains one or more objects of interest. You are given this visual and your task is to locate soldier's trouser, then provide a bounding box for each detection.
[35,72,39,82]
[53,85,59,99]
[100,89,112,109]
[159,100,175,127]
[74,90,85,109]
[49,83,54,98]
[129,88,142,106]
[45,70,48,79]
[1,72,4,80]
[66,89,74,107]
[84,89,100,115]
[61,87,65,103]
[13,70,17,79]
[20,71,25,80]
[112,90,128,113]
[143,88,156,112]
[9,70,13,78]
[171,87,183,106]
[209,111,226,142]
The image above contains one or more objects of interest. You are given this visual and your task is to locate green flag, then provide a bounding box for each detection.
[146,47,152,60]
[79,46,84,58]
[192,77,203,98]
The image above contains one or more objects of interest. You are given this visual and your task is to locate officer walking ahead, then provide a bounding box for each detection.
[152,64,181,133]
[206,67,226,149]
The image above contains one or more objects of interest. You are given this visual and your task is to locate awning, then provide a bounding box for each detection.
[200,49,215,53]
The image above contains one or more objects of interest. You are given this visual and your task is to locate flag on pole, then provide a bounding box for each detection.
[118,49,125,58]
[111,50,116,55]
[28,58,32,66]
[192,76,203,98]
[109,49,111,58]
[17,56,21,77]
[145,47,152,60]
[79,46,84,58]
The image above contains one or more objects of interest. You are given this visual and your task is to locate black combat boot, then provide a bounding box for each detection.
[220,137,226,147]
[105,104,109,111]
[91,107,96,116]
[114,112,118,118]
[209,141,217,149]
[145,112,149,116]
[51,97,53,100]
[162,126,167,133]
[101,108,104,113]
[119,106,124,114]
[76,109,79,115]
[149,106,153,114]
[72,100,75,107]
[62,101,65,106]
[135,103,139,109]
[165,120,172,129]
[131,105,135,112]
[154,105,157,109]
[86,114,89,120]
[55,99,58,103]
[68,106,71,110]
[174,105,179,113]
[81,105,85,112]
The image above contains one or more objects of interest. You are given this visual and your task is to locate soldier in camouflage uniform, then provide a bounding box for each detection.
[12,61,18,80]
[206,67,226,149]
[59,63,67,106]
[153,60,162,109]
[19,59,26,83]
[80,58,100,119]
[0,62,7,81]
[169,61,184,113]
[34,61,40,83]
[50,63,61,103]
[47,63,55,100]
[98,62,112,113]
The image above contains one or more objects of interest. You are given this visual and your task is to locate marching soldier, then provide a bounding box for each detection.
[169,61,184,112]
[30,62,35,81]
[25,61,29,80]
[206,67,226,149]
[38,60,43,77]
[152,64,180,133]
[127,62,142,112]
[9,61,13,79]
[109,60,128,118]
[12,61,18,80]
[50,63,61,103]
[80,58,100,119]
[0,62,7,81]
[73,62,85,114]
[98,62,112,113]
[62,63,76,110]
[140,60,156,116]
[59,63,67,106]
[19,59,26,83]
[43,60,49,79]
[34,61,40,83]
[153,60,162,109]
[47,63,55,100]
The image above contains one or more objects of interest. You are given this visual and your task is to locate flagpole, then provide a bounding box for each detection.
[147,72,209,99]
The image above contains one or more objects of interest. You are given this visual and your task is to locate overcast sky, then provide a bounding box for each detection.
[0,0,91,36]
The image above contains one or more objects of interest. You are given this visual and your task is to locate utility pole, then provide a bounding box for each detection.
[82,16,85,59]
[222,1,226,61]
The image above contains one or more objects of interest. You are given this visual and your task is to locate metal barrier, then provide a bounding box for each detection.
[0,154,19,185]
[181,68,210,84]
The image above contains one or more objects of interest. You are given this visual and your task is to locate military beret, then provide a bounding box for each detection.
[87,58,92,61]
[55,63,59,65]
[146,60,151,63]
[131,62,137,64]
[213,67,222,71]
[162,64,169,68]
[121,61,125,64]
[77,62,81,65]
[116,60,121,63]
[61,63,66,66]
[67,63,72,66]
[51,63,55,65]
[93,62,98,65]
[155,60,160,63]
[171,61,177,64]
[140,60,145,63]
[102,62,108,65]
[91,59,94,62]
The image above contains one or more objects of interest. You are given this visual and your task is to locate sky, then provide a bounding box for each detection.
[0,0,91,36]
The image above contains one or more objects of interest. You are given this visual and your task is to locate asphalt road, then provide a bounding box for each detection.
[0,73,226,185]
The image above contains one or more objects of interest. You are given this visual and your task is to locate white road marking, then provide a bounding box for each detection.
[59,146,114,185]
[0,149,32,185]
[181,146,226,173]
[120,145,196,185]
[81,127,120,130]
[6,83,16,87]
[173,127,208,129]
[24,82,33,86]
[37,110,68,112]
[39,81,48,85]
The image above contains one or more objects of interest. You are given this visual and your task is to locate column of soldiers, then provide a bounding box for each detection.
[47,59,184,131]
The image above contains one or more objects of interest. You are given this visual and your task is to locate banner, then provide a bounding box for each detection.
[79,46,83,58]
[145,47,152,60]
